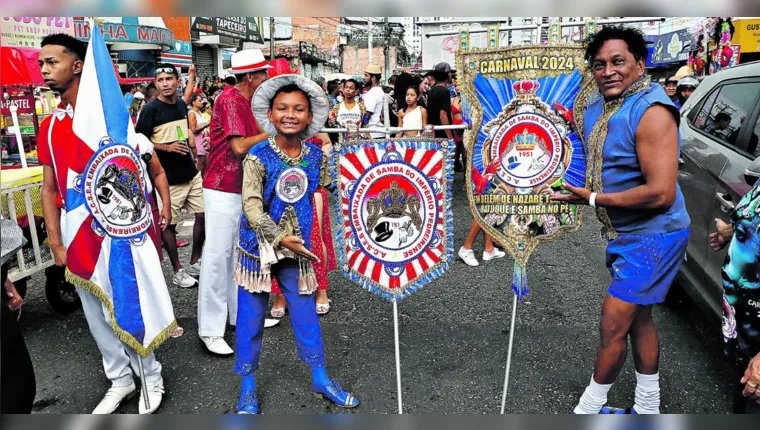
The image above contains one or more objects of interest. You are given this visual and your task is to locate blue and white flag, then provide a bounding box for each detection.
[62,21,176,357]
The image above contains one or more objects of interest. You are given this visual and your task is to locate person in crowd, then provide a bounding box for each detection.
[338,79,347,102]
[396,86,427,137]
[458,223,506,267]
[136,63,205,289]
[234,73,359,414]
[188,93,211,173]
[122,84,137,110]
[664,76,680,109]
[129,96,145,124]
[327,80,340,108]
[38,33,173,414]
[362,65,386,138]
[328,78,365,143]
[427,62,455,141]
[1,220,35,414]
[552,25,690,415]
[710,171,760,414]
[450,82,466,172]
[198,49,274,356]
[675,76,698,108]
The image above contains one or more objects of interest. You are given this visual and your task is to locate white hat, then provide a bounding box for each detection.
[226,49,272,75]
[252,74,330,140]
[134,91,145,100]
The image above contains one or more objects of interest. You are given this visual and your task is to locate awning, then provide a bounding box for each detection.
[1,46,45,87]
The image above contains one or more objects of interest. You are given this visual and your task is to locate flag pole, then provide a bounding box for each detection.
[393,300,403,414]
[500,293,518,414]
[137,356,151,411]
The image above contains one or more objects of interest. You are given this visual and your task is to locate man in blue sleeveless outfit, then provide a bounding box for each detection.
[553,25,690,414]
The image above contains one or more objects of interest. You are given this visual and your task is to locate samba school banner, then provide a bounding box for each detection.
[457,45,594,300]
[333,139,454,301]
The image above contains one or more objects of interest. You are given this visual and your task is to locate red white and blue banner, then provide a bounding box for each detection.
[65,21,177,356]
[333,139,454,302]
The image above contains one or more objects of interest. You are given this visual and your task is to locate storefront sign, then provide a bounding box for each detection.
[650,29,691,65]
[74,20,174,50]
[1,17,75,48]
[192,17,263,43]
[732,19,760,53]
[0,93,35,115]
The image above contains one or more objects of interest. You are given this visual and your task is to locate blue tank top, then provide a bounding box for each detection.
[582,80,690,237]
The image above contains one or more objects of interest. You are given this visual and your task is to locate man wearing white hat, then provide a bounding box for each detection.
[198,49,275,355]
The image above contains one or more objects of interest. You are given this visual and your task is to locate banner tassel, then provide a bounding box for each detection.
[511,261,529,301]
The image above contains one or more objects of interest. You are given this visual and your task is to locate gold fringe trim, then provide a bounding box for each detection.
[65,269,178,358]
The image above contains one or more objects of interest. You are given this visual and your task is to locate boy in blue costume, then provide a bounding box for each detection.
[233,74,359,413]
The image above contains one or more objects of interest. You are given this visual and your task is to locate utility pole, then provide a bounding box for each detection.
[368,18,373,65]
[383,17,390,83]
[269,17,275,61]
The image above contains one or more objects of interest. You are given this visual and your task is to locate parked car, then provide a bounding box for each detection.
[675,61,760,323]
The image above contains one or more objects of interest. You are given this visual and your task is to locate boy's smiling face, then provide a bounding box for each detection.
[268,90,313,137]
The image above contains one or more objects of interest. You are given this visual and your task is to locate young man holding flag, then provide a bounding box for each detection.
[38,30,176,414]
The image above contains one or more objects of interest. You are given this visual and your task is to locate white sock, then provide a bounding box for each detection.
[573,375,613,414]
[633,371,660,414]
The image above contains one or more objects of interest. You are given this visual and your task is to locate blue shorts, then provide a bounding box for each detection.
[605,228,690,306]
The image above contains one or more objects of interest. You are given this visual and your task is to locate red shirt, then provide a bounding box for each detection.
[204,86,257,194]
[37,104,94,209]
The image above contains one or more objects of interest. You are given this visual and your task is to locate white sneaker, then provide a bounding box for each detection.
[92,381,136,414]
[200,336,234,355]
[138,378,165,414]
[483,248,506,261]
[458,246,479,266]
[264,318,280,328]
[172,269,198,288]
[185,260,201,277]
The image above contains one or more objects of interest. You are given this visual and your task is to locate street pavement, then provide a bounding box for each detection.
[18,174,734,414]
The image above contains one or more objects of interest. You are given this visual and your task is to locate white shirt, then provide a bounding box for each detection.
[363,86,385,138]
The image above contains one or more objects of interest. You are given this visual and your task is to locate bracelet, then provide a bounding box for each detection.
[589,192,598,208]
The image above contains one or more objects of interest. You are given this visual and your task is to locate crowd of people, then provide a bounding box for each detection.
[1,25,759,416]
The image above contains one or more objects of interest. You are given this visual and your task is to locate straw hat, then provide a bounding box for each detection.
[364,64,382,75]
[252,74,330,139]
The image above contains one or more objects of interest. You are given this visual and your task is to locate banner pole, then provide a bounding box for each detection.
[137,356,151,411]
[393,300,403,414]
[500,293,518,414]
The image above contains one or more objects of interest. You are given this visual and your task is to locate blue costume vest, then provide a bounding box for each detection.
[236,140,324,292]
[582,80,690,238]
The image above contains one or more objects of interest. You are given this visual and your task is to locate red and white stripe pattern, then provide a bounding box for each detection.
[338,143,447,297]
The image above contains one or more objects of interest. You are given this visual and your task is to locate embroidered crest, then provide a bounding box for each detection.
[276,166,309,203]
[83,142,150,238]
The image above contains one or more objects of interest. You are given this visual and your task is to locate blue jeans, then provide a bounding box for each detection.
[234,259,325,375]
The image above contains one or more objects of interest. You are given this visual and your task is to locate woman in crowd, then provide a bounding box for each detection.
[396,86,427,137]
[188,93,210,173]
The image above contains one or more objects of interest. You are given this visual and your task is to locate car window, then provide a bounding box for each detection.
[693,82,760,155]
[749,115,760,158]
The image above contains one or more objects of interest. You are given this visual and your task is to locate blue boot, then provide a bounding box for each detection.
[237,376,259,414]
[311,379,359,408]
[599,406,637,414]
